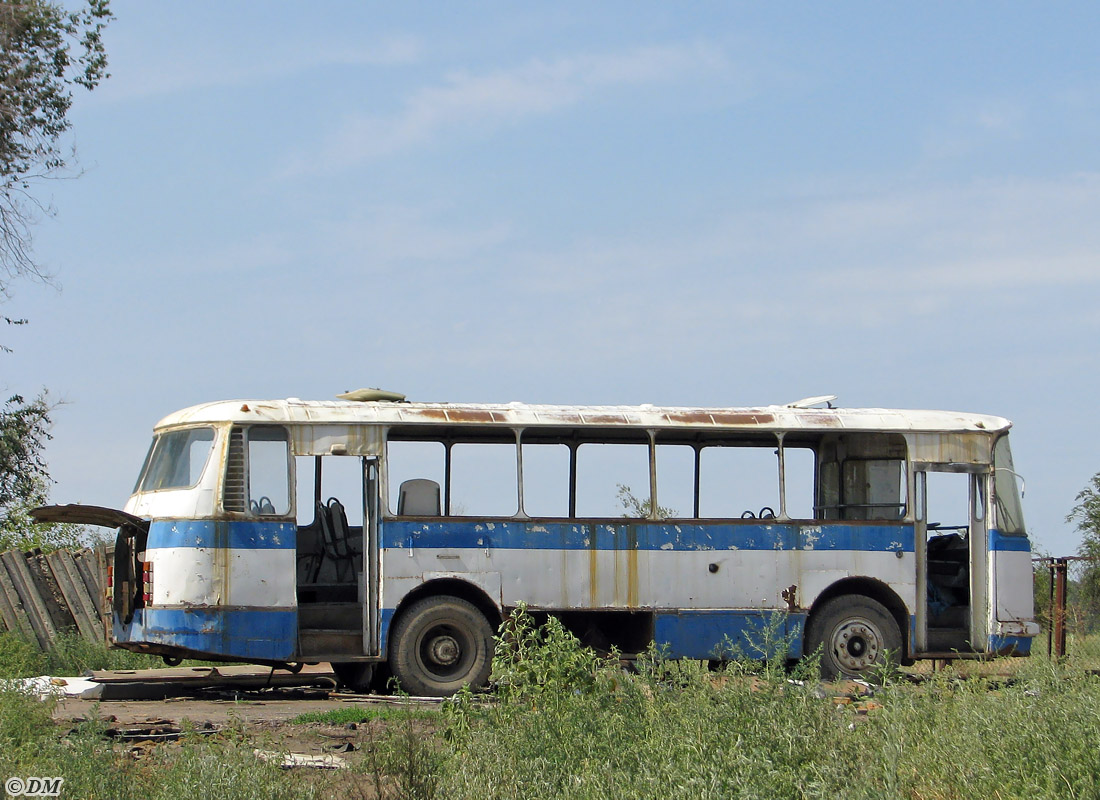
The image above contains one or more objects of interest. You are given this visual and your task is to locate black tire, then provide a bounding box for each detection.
[389,596,495,697]
[332,662,376,693]
[806,595,902,680]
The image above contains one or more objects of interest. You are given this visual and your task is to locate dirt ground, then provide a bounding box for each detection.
[47,666,438,767]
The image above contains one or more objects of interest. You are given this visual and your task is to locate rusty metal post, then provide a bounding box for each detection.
[1046,559,1054,657]
[1051,557,1068,659]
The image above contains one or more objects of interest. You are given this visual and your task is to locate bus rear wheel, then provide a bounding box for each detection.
[806,595,901,680]
[332,662,375,693]
[389,596,494,697]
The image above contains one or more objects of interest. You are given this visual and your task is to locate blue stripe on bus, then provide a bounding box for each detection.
[379,520,915,553]
[117,607,297,661]
[654,610,807,660]
[378,606,806,661]
[988,634,1033,655]
[147,519,297,550]
[381,608,395,654]
[988,529,1031,552]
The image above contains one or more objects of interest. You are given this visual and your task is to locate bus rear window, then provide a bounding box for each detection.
[135,427,216,492]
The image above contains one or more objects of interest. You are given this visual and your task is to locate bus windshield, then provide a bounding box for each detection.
[134,427,216,493]
[993,436,1026,535]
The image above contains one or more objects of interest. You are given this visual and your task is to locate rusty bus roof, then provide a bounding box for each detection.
[154,399,1012,435]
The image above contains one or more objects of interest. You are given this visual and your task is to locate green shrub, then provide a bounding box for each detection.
[441,612,1100,800]
[0,631,47,678]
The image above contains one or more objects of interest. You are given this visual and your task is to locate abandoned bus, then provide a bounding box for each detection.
[34,393,1037,694]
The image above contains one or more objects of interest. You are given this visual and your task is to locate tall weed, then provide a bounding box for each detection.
[442,611,1100,800]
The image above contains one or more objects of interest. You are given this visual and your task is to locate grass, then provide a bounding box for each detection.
[437,611,1100,800]
[0,630,226,679]
[1,617,1099,799]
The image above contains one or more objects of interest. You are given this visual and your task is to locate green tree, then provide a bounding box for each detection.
[616,483,676,519]
[1066,471,1100,629]
[0,392,84,550]
[1,0,112,291]
[0,2,111,550]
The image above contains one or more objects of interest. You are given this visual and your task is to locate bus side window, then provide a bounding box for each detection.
[842,459,906,521]
[655,444,694,519]
[782,445,816,519]
[521,443,570,517]
[449,442,518,516]
[387,440,446,516]
[698,443,779,519]
[575,443,650,518]
[247,427,290,516]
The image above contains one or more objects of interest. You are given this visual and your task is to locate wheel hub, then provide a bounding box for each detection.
[427,634,461,666]
[833,621,880,671]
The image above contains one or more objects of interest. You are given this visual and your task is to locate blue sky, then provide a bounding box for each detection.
[4,2,1099,555]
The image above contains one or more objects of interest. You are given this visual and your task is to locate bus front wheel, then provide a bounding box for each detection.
[806,595,901,680]
[389,596,494,697]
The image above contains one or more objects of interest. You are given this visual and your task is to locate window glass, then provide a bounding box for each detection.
[575,443,650,518]
[818,460,840,519]
[841,459,906,520]
[993,437,1026,535]
[247,427,290,516]
[137,427,216,492]
[521,443,570,517]
[449,442,518,516]
[973,475,986,522]
[698,443,779,518]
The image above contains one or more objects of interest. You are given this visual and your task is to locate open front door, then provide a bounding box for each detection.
[364,458,380,656]
[295,455,378,660]
[913,466,989,655]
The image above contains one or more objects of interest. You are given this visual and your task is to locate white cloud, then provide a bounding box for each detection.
[921,97,1028,160]
[497,173,1100,354]
[97,35,423,103]
[290,42,732,172]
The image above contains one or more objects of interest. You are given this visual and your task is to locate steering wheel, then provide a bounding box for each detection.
[740,510,756,519]
[758,507,776,519]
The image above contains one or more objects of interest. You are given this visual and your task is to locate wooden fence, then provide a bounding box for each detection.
[0,546,106,649]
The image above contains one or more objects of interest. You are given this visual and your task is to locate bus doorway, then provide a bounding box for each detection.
[915,467,988,655]
[295,455,380,671]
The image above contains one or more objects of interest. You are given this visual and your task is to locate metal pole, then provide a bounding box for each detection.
[1053,557,1068,659]
[1046,559,1054,657]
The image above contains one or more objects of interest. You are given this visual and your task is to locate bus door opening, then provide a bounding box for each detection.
[915,467,988,654]
[295,455,378,658]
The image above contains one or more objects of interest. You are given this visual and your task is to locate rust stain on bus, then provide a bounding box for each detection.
[410,408,449,421]
[588,527,599,607]
[580,412,629,425]
[445,409,498,423]
[708,412,776,426]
